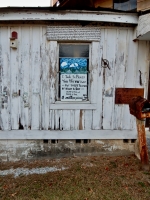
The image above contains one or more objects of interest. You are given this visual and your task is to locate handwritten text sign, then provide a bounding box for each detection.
[61,74,87,101]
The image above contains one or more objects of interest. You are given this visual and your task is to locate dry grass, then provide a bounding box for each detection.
[0,155,150,200]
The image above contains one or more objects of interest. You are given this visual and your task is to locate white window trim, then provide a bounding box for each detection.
[49,42,97,110]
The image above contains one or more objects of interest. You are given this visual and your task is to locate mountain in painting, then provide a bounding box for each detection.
[60,58,88,74]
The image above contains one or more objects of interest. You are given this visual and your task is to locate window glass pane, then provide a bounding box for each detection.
[59,44,89,102]
[130,0,136,10]
[114,0,136,11]
[59,44,89,58]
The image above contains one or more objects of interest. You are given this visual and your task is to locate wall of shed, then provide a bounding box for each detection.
[0,24,149,133]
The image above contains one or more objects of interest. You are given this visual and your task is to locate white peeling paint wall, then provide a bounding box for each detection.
[0,25,149,132]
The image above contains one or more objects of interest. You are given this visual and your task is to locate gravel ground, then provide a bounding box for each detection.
[0,166,67,178]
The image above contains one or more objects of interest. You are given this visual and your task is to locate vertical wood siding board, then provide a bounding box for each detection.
[0,27,10,130]
[114,29,128,130]
[19,26,23,128]
[130,38,138,130]
[20,27,30,130]
[74,110,80,130]
[90,42,99,104]
[18,27,22,128]
[146,41,150,97]
[144,41,150,98]
[49,41,57,104]
[49,41,57,130]
[56,44,59,99]
[82,110,85,130]
[0,27,8,130]
[92,29,104,130]
[31,27,41,129]
[59,110,63,131]
[84,110,92,130]
[62,110,71,130]
[122,29,136,130]
[49,109,52,129]
[28,26,32,130]
[39,26,43,131]
[52,110,55,130]
[54,110,59,130]
[0,27,2,130]
[82,43,92,130]
[50,110,53,130]
[41,27,49,130]
[102,28,117,130]
[49,110,54,130]
[111,58,117,130]
[136,41,141,88]
[136,41,146,88]
[10,27,20,130]
[0,27,1,130]
[7,27,11,130]
[113,28,119,130]
[132,37,139,130]
[46,28,50,130]
[41,28,45,130]
[101,28,107,129]
[125,29,136,87]
[79,110,83,130]
[117,29,128,129]
[70,110,74,130]
[136,41,149,97]
[121,29,131,130]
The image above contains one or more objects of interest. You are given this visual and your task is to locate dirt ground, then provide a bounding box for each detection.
[0,154,150,200]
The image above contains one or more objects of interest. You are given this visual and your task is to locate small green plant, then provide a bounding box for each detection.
[138,182,145,187]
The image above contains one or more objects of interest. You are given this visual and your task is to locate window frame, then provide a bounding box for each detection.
[49,41,98,110]
[57,42,90,102]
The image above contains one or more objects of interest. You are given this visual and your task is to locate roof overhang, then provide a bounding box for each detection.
[136,13,150,40]
[0,8,138,24]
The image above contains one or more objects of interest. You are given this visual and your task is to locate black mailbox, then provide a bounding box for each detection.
[129,96,150,120]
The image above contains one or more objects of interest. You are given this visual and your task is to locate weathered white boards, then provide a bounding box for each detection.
[0,11,149,140]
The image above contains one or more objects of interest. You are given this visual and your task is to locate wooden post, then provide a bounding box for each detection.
[136,118,149,170]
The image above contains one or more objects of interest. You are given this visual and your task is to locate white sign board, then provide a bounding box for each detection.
[60,74,87,101]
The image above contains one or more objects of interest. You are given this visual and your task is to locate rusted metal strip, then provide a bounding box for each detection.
[115,88,144,104]
[136,119,149,170]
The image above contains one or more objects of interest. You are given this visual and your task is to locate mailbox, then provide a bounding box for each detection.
[129,96,150,120]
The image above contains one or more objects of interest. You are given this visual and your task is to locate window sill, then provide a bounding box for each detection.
[50,102,96,110]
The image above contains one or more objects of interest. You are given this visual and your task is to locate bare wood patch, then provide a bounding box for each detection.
[79,110,83,130]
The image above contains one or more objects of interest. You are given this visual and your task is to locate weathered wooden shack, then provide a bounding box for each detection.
[0,4,149,161]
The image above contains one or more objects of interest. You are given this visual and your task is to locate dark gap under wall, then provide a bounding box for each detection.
[43,140,49,144]
[51,140,58,144]
[123,139,129,143]
[131,139,136,143]
[76,139,81,143]
[19,118,24,130]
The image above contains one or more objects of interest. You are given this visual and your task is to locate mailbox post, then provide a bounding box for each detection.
[129,96,150,170]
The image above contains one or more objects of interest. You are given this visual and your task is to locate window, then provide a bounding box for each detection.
[114,0,137,11]
[58,44,89,102]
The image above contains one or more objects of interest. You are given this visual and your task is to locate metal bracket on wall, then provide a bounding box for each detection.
[101,58,110,70]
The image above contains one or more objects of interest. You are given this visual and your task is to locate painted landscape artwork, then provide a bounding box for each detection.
[60,58,88,74]
[60,58,88,101]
